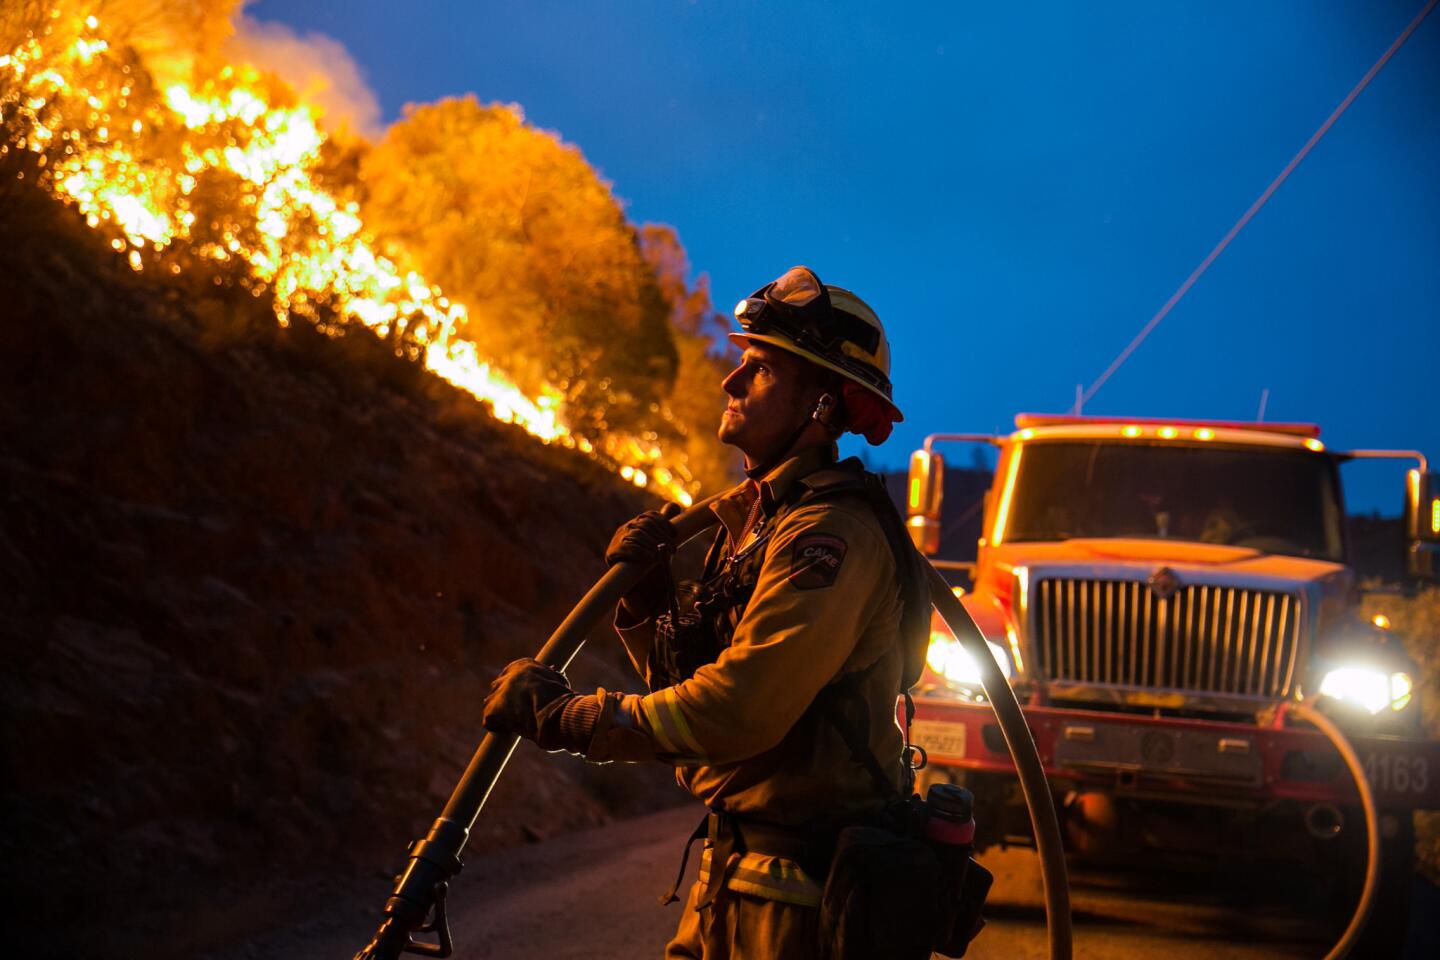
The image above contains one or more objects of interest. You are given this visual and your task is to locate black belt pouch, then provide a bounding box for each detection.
[817,825,941,960]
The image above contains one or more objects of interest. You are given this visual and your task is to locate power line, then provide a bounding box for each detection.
[1073,0,1438,413]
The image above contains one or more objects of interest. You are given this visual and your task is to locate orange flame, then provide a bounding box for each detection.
[1,11,697,505]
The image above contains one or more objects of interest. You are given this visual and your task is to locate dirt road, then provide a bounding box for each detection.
[209,805,1439,959]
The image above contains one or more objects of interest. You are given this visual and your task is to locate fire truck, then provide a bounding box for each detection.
[904,414,1440,953]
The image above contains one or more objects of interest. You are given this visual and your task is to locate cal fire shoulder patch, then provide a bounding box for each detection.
[789,533,848,590]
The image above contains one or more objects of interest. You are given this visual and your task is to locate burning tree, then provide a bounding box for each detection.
[641,223,743,495]
[362,97,682,445]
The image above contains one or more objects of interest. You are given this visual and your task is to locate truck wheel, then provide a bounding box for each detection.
[1335,809,1414,959]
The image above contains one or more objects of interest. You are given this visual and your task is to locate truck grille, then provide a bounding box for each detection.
[1032,578,1302,699]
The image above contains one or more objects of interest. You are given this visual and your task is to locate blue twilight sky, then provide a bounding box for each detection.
[250,0,1438,513]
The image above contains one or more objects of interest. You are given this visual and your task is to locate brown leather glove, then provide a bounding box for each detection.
[605,502,682,565]
[606,502,682,619]
[482,658,599,754]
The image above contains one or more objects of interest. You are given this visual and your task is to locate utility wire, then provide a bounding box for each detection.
[1073,0,1438,413]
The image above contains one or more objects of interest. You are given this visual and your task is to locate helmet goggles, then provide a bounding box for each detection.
[733,266,890,395]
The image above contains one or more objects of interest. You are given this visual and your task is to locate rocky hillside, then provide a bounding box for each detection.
[0,181,691,958]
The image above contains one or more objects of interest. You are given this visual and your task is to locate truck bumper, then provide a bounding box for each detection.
[909,697,1440,810]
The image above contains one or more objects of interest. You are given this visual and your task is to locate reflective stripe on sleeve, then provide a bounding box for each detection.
[638,695,679,754]
[639,688,705,759]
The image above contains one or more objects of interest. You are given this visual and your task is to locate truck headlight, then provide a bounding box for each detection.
[1318,665,1414,714]
[926,631,1014,687]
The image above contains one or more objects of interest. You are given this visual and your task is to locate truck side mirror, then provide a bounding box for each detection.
[907,450,944,555]
[1403,469,1440,583]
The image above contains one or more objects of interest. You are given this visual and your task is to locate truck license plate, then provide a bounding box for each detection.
[911,720,966,761]
[1363,751,1431,800]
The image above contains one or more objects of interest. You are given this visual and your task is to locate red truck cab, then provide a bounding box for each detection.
[904,414,1440,954]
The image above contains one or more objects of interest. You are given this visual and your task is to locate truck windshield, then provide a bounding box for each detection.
[1002,441,1344,561]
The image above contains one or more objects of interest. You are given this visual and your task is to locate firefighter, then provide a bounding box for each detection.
[483,266,925,959]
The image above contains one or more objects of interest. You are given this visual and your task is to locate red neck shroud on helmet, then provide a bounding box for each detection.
[842,381,894,445]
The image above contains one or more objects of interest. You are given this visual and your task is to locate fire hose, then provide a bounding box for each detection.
[1291,702,1381,960]
[354,496,1074,959]
[927,565,1072,960]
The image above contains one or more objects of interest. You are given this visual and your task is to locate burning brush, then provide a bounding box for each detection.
[0,2,701,505]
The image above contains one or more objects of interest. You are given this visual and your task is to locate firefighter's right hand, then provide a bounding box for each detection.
[605,503,682,567]
[607,503,682,621]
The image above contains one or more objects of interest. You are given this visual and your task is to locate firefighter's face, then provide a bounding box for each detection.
[719,342,815,462]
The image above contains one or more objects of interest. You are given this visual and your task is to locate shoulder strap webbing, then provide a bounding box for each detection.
[784,459,934,798]
[813,661,898,801]
[861,471,933,691]
[793,458,931,690]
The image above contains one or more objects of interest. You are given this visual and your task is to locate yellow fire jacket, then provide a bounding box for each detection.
[584,445,907,906]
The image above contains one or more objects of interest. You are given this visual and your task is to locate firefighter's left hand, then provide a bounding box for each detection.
[483,658,577,744]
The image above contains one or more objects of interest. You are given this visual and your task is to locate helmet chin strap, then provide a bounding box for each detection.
[744,393,840,481]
